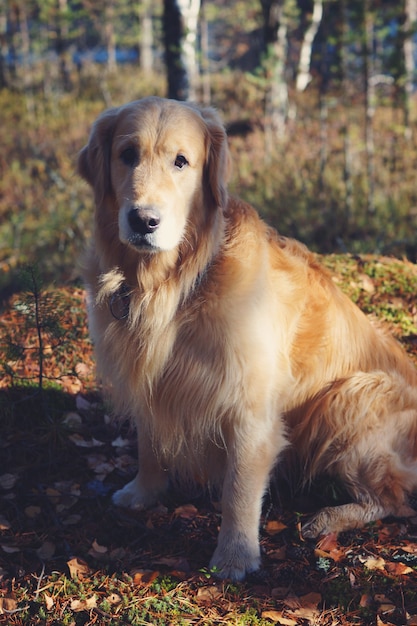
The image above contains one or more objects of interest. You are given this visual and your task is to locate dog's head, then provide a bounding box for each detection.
[78,97,230,254]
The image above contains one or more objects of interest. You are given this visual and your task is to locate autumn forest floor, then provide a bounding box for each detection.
[1,255,417,625]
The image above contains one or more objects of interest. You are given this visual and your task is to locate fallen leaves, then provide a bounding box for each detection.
[67,557,91,580]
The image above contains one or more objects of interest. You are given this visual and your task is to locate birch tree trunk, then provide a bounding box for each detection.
[105,0,116,73]
[163,0,200,101]
[261,0,290,151]
[140,0,154,74]
[296,0,323,91]
[177,0,201,101]
[363,1,375,215]
[404,0,417,133]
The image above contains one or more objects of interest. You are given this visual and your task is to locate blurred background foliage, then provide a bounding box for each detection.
[1,0,417,296]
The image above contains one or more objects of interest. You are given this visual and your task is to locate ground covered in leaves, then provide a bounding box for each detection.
[1,255,417,625]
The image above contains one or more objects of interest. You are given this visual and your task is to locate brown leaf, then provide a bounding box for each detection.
[106,593,122,605]
[133,569,159,585]
[24,506,41,519]
[358,555,386,571]
[385,561,413,576]
[70,595,97,612]
[67,557,90,579]
[299,592,321,609]
[0,515,11,530]
[0,597,18,615]
[360,593,373,608]
[0,473,18,489]
[265,520,287,535]
[174,503,198,518]
[36,541,55,560]
[44,593,54,611]
[196,585,223,603]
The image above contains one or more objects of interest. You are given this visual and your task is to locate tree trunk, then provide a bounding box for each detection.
[296,0,323,91]
[363,1,375,215]
[105,0,116,73]
[163,0,189,100]
[261,0,290,150]
[404,0,417,133]
[140,0,154,74]
[200,0,210,104]
[177,0,200,100]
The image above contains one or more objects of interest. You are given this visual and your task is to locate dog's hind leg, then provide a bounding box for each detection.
[301,451,417,538]
[302,500,416,538]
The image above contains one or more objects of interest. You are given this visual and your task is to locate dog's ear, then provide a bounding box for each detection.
[199,107,231,210]
[77,107,119,202]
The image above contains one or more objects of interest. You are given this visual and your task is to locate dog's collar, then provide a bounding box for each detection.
[109,284,131,320]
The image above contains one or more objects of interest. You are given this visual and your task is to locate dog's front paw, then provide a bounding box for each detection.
[112,474,166,510]
[209,534,261,581]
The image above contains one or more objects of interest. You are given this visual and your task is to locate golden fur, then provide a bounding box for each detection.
[78,96,417,581]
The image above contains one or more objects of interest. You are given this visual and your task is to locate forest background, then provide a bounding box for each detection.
[2,0,417,295]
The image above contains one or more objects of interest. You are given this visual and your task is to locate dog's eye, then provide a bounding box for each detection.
[120,147,138,167]
[174,154,188,169]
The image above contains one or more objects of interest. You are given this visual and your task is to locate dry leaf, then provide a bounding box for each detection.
[62,412,82,428]
[111,435,132,448]
[91,539,108,554]
[0,597,18,615]
[358,555,386,571]
[36,541,55,560]
[70,595,97,612]
[261,610,297,624]
[359,273,376,293]
[299,592,321,609]
[107,593,122,605]
[0,473,18,489]
[174,504,198,518]
[271,587,291,600]
[156,556,190,571]
[68,434,104,448]
[75,362,91,377]
[1,544,19,554]
[196,585,223,602]
[44,593,54,610]
[133,569,159,585]
[25,506,41,519]
[265,520,287,535]
[360,593,373,607]
[67,557,90,579]
[385,561,413,576]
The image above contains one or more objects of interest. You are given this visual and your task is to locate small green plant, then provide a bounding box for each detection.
[1,265,65,392]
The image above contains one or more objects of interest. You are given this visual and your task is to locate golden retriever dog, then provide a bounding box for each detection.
[78,96,417,581]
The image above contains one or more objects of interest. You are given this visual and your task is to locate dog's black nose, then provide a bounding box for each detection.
[128,208,160,235]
